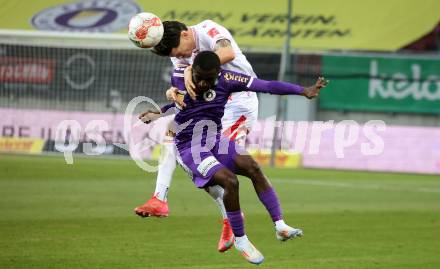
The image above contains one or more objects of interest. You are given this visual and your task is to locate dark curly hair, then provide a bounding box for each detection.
[193,51,221,72]
[151,21,187,56]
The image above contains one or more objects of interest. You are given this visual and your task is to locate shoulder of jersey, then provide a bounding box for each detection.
[174,65,187,71]
[194,19,215,29]
[172,67,185,77]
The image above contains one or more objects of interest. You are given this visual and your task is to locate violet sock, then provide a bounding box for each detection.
[226,210,245,237]
[258,187,283,222]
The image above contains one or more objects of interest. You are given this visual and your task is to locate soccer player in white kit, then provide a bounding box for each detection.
[134,20,259,252]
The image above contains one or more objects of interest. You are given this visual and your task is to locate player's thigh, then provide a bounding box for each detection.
[233,154,263,179]
[208,167,239,190]
[176,147,226,188]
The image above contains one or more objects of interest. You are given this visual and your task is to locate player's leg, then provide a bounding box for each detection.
[204,185,234,252]
[233,153,303,241]
[209,168,264,265]
[134,121,177,217]
[176,143,263,265]
[154,129,176,202]
[207,100,257,251]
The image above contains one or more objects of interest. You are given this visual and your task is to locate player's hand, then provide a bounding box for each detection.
[138,110,161,124]
[165,87,186,109]
[183,65,197,100]
[302,77,329,99]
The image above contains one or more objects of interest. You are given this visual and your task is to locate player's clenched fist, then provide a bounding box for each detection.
[165,87,186,109]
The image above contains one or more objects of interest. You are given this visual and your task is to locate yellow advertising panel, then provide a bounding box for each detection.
[152,145,301,167]
[0,137,45,154]
[249,149,301,168]
[0,0,438,51]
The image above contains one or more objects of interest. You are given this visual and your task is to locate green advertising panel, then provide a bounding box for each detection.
[320,55,440,114]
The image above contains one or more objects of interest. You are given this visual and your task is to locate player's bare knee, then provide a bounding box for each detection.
[223,174,239,192]
[247,159,263,179]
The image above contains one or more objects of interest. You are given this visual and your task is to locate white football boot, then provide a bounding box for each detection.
[276,224,303,241]
[234,235,264,265]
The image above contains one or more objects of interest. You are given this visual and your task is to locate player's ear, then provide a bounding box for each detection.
[181,30,189,40]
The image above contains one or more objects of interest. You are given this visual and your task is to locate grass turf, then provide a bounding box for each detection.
[0,154,439,269]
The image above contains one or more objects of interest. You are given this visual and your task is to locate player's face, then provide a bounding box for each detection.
[170,31,194,58]
[192,66,219,93]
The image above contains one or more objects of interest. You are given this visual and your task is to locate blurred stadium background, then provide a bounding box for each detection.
[0,1,439,268]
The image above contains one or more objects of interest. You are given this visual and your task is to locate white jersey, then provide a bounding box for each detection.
[170,20,259,135]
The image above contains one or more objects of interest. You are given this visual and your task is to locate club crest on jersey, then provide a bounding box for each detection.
[203,89,216,101]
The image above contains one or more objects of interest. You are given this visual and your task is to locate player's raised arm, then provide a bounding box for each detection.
[185,20,237,98]
[169,67,189,108]
[183,38,235,99]
[248,77,328,99]
[225,72,329,99]
[213,39,235,64]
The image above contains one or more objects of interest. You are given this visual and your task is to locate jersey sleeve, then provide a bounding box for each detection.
[170,67,186,91]
[220,70,304,95]
[161,103,176,113]
[197,20,233,51]
[219,70,253,93]
[247,79,304,95]
[170,57,190,68]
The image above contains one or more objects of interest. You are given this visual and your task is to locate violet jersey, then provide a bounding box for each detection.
[170,20,258,122]
[167,68,304,151]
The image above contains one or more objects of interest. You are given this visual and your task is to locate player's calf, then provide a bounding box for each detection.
[234,155,271,193]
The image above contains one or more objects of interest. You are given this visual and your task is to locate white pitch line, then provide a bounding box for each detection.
[271,178,440,194]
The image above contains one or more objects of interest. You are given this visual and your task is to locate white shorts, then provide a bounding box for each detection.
[221,91,259,143]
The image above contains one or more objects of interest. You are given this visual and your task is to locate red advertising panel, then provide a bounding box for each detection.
[0,56,55,84]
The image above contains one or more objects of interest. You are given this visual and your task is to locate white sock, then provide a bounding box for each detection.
[207,185,228,219]
[235,235,249,246]
[275,219,289,231]
[154,136,176,202]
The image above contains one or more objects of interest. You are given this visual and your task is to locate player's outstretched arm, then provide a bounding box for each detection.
[245,76,329,99]
[301,77,329,99]
[139,103,176,124]
[139,110,162,124]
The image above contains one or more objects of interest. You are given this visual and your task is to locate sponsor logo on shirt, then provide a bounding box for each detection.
[197,156,220,177]
[223,72,250,83]
[207,27,220,38]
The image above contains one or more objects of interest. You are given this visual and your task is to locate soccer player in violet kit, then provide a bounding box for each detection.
[140,51,328,265]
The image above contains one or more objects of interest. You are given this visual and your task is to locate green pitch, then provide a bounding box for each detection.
[1,154,439,269]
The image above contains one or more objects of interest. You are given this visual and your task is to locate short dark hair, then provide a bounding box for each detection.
[152,21,187,56]
[193,51,221,72]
